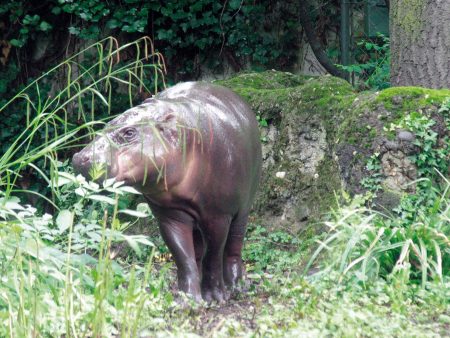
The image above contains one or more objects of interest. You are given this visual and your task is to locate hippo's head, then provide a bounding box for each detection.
[72,102,185,191]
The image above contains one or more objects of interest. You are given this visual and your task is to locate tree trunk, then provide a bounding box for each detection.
[298,0,347,80]
[390,0,450,88]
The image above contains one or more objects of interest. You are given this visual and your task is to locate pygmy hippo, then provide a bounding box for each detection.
[72,82,262,302]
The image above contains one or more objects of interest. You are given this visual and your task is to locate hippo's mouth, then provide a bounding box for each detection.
[72,153,118,183]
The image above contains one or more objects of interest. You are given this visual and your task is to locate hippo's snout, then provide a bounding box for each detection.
[73,151,90,165]
[72,151,91,167]
[72,151,92,178]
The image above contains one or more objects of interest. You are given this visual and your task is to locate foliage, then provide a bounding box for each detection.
[1,0,150,46]
[306,191,450,287]
[0,39,172,335]
[338,34,390,90]
[51,169,154,255]
[0,36,165,210]
[360,154,383,192]
[387,108,449,221]
[60,0,149,39]
[308,100,450,288]
[243,224,302,273]
[389,111,449,178]
[359,98,450,223]
[387,111,448,227]
[149,1,297,76]
[0,1,299,82]
[0,171,169,336]
[3,177,447,336]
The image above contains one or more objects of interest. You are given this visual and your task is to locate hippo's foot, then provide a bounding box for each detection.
[201,278,230,303]
[175,291,205,309]
[178,275,202,303]
[224,256,244,291]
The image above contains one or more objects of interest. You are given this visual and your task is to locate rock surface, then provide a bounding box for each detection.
[217,70,450,230]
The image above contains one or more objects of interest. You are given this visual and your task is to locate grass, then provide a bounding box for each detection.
[0,36,166,198]
[305,191,450,287]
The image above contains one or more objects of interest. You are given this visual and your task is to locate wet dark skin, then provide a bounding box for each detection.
[72,82,262,302]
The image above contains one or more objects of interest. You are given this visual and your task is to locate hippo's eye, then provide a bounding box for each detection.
[121,128,137,142]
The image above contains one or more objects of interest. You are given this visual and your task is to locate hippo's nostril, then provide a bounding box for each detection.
[72,153,91,175]
[73,152,89,164]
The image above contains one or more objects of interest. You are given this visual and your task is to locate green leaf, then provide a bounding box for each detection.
[51,7,62,15]
[229,0,242,10]
[106,18,121,29]
[118,186,142,195]
[118,209,149,218]
[56,209,73,233]
[10,39,25,47]
[52,176,72,187]
[124,236,142,256]
[68,26,80,35]
[87,194,116,205]
[39,21,52,31]
[4,196,24,211]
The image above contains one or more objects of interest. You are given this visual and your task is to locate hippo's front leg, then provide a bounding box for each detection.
[151,206,202,302]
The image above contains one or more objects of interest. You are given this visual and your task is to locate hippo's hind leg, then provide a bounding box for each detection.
[152,206,202,302]
[193,228,205,280]
[223,213,248,290]
[201,215,232,302]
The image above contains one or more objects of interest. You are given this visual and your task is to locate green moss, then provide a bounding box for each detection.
[314,155,342,214]
[221,71,450,153]
[377,86,450,111]
[337,85,450,153]
[216,70,311,90]
[391,0,425,41]
[220,74,356,138]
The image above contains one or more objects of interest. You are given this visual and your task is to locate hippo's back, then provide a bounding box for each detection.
[157,82,255,128]
[157,82,262,215]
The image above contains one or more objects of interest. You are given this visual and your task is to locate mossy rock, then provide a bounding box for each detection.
[217,72,355,230]
[336,88,449,199]
[217,70,311,90]
[217,71,449,231]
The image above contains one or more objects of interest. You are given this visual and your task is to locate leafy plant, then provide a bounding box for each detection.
[389,111,449,178]
[1,1,298,82]
[0,171,165,336]
[305,190,449,287]
[307,102,450,287]
[361,153,383,192]
[338,33,390,90]
[243,224,301,273]
[148,0,294,78]
[0,35,182,336]
[385,108,450,221]
[0,36,165,203]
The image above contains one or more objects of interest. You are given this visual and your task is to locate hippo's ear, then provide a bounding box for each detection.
[161,112,176,123]
[156,112,177,130]
[156,112,178,144]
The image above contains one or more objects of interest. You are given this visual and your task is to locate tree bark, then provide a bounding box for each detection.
[298,0,347,80]
[390,0,450,88]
